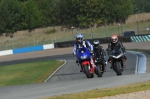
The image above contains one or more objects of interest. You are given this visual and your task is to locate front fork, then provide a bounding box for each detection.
[90,56,96,70]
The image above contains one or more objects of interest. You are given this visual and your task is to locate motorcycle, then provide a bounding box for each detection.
[76,46,94,78]
[93,52,105,77]
[109,48,125,76]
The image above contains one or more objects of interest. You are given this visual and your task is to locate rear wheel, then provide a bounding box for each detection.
[83,65,91,78]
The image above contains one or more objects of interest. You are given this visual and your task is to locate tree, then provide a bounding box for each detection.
[21,0,42,31]
[132,0,150,13]
[0,0,22,36]
[101,0,133,24]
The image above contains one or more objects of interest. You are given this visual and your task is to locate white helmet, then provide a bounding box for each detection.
[76,33,83,44]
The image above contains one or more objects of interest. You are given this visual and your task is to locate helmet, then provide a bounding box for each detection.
[76,33,83,44]
[93,40,100,48]
[111,34,118,43]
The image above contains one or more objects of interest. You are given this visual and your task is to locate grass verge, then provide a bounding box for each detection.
[0,60,64,86]
[45,80,150,99]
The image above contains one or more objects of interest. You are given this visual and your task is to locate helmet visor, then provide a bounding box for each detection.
[76,37,82,42]
[94,44,99,48]
[111,38,117,43]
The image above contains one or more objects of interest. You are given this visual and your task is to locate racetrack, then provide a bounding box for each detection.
[46,52,137,82]
[0,41,150,99]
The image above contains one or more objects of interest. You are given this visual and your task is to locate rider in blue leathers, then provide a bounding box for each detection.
[73,33,95,72]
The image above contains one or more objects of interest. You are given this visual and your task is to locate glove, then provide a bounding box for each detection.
[90,51,94,56]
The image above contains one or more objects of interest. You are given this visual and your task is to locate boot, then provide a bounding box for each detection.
[108,60,112,69]
[76,60,80,66]
[76,60,78,63]
[123,59,126,68]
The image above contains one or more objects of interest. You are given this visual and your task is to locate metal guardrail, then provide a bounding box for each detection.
[130,35,150,42]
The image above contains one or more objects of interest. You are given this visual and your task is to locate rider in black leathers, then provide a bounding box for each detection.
[107,34,127,69]
[93,40,107,72]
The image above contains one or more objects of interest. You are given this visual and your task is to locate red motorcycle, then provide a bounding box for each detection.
[77,47,94,78]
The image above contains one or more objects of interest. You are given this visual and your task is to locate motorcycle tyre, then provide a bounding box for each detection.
[113,61,122,76]
[91,73,94,78]
[96,65,102,77]
[83,65,91,78]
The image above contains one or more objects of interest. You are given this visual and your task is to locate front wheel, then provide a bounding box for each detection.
[95,65,102,77]
[83,65,91,78]
[113,61,122,76]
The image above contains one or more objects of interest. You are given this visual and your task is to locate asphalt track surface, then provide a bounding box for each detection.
[46,52,136,82]
[0,41,150,99]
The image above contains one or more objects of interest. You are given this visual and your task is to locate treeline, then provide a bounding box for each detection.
[0,0,150,36]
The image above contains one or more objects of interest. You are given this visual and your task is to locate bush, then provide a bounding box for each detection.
[46,28,56,34]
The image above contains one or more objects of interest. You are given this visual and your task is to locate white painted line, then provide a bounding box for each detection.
[44,60,67,82]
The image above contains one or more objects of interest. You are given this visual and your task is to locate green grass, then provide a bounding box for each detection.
[0,60,64,86]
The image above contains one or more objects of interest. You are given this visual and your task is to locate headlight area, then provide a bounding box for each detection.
[81,55,87,59]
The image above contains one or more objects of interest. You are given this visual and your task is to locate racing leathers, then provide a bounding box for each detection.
[93,45,107,72]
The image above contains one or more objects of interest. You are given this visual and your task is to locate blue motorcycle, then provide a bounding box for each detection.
[76,46,94,78]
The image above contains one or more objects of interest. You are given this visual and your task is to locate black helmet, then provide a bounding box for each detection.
[93,40,100,48]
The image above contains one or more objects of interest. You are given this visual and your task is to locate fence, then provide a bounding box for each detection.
[0,13,150,51]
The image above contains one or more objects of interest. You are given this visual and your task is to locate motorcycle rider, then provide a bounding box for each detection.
[73,33,95,72]
[93,40,107,72]
[107,34,127,69]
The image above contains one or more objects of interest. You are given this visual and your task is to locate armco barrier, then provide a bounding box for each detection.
[13,45,44,54]
[43,44,54,50]
[54,36,131,48]
[0,43,54,56]
[130,35,150,42]
[130,36,135,42]
[0,50,13,56]
[145,35,150,41]
[138,36,144,42]
[142,36,147,41]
